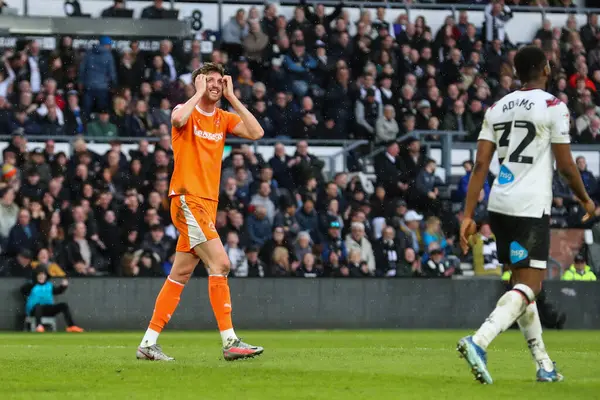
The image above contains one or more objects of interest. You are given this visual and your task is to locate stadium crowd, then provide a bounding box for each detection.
[0,0,599,279]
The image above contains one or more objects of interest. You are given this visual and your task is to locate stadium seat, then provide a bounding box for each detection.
[23,316,57,332]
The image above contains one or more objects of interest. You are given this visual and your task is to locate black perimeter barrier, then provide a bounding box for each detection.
[1,279,598,331]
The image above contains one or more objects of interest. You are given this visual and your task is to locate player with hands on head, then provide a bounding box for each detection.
[457,45,594,384]
[137,62,264,362]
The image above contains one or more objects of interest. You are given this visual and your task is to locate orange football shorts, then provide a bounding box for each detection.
[171,195,219,254]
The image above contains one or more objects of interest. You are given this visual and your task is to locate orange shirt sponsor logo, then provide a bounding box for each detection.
[169,106,241,201]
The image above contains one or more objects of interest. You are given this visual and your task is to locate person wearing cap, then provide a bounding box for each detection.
[245,245,268,277]
[415,99,433,130]
[63,90,86,136]
[78,34,117,116]
[20,167,44,201]
[561,255,597,281]
[375,104,400,144]
[398,210,423,254]
[423,246,455,278]
[321,217,347,263]
[87,108,118,137]
[355,86,383,140]
[21,267,84,333]
[1,247,33,277]
[283,39,318,98]
[27,147,51,185]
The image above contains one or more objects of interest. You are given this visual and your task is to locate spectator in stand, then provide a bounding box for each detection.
[271,246,292,276]
[284,40,318,98]
[222,8,249,61]
[355,88,383,141]
[580,117,600,144]
[245,246,268,277]
[243,20,269,72]
[1,248,33,277]
[423,216,453,257]
[274,199,300,239]
[250,181,276,224]
[457,160,490,203]
[374,141,409,199]
[246,205,271,247]
[414,159,441,215]
[78,36,117,116]
[345,221,376,275]
[0,187,18,246]
[561,254,597,281]
[374,225,404,277]
[423,247,454,278]
[551,196,569,228]
[296,197,320,243]
[321,218,347,263]
[140,224,172,266]
[64,222,101,276]
[224,231,247,278]
[346,248,372,277]
[292,140,325,185]
[580,13,598,52]
[398,210,423,255]
[296,253,321,278]
[6,208,39,257]
[483,0,513,44]
[398,247,422,278]
[468,221,501,277]
[87,109,118,138]
[141,0,169,19]
[259,225,297,268]
[576,156,598,198]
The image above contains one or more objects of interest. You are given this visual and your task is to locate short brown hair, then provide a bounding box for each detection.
[191,62,225,83]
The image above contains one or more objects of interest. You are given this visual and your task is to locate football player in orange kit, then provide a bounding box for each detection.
[136,63,264,361]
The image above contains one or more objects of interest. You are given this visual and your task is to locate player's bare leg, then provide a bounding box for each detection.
[137,251,199,361]
[194,238,263,361]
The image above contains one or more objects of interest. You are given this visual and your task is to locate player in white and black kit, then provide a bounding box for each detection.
[456,46,595,384]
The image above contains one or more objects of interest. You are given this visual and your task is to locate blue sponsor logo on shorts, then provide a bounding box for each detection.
[510,241,528,264]
[497,165,514,185]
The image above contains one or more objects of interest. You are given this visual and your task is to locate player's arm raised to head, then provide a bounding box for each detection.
[223,76,264,140]
[550,102,592,204]
[171,92,202,128]
[464,115,496,219]
[171,74,206,128]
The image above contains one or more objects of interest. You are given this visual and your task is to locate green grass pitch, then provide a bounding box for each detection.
[1,330,599,399]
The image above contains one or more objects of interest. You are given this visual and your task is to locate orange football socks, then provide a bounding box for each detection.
[149,277,185,333]
[208,275,234,332]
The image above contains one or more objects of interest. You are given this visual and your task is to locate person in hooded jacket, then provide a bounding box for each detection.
[21,267,84,333]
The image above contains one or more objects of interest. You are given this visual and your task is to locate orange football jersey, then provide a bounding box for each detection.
[169,105,241,201]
